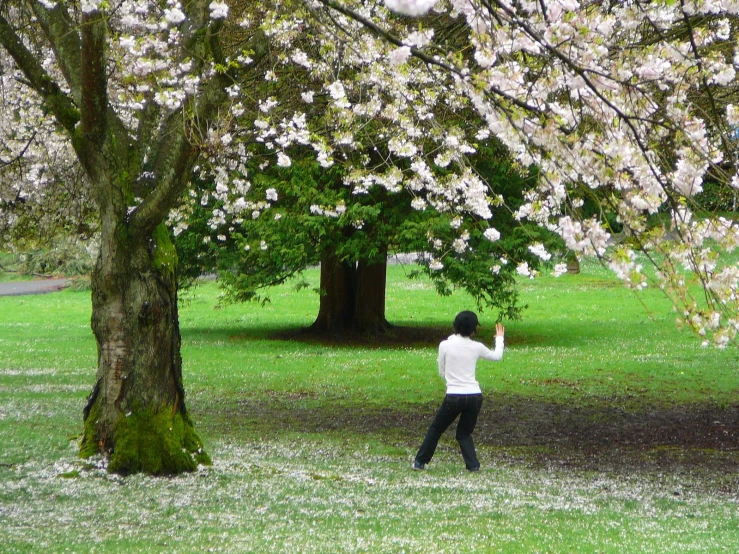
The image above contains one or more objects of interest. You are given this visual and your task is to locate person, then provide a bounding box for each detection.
[412,310,505,472]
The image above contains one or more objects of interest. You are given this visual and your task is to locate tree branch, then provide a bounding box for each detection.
[128,2,235,238]
[80,11,108,141]
[0,12,79,134]
[310,0,542,114]
[0,130,37,168]
[31,0,83,105]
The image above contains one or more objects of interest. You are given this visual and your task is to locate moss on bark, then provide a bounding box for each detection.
[78,398,101,459]
[151,223,177,277]
[108,408,209,475]
[80,402,210,475]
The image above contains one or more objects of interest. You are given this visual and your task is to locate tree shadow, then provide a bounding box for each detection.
[183,322,569,349]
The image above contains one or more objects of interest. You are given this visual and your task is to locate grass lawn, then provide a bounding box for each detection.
[0,261,737,553]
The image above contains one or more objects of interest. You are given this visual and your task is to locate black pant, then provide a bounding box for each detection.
[415,393,483,470]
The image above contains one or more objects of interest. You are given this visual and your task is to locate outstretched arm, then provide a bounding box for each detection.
[479,323,505,361]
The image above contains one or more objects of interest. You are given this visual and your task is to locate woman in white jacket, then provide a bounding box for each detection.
[412,311,505,472]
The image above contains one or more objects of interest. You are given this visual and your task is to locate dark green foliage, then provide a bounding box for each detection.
[176,139,559,322]
[695,178,739,212]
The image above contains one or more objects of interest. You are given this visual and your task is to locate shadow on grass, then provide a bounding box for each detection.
[203,392,739,480]
[184,323,571,349]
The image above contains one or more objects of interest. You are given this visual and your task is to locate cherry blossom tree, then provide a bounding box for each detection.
[0,0,252,474]
[167,1,561,335]
[1,0,505,473]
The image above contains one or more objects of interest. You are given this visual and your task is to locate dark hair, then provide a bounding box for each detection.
[453,311,479,337]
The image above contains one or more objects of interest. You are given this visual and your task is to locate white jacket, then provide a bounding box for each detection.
[438,334,504,394]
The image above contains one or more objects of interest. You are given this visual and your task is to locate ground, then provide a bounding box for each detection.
[234,325,739,480]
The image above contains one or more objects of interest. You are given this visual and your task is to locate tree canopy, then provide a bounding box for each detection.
[4,1,739,345]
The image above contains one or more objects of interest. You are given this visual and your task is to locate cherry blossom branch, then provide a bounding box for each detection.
[312,0,544,114]
[30,0,83,104]
[0,12,79,134]
[0,130,37,169]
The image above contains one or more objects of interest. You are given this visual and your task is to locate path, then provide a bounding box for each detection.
[0,278,69,297]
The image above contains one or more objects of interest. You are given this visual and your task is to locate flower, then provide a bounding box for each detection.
[516,262,533,278]
[164,7,186,25]
[384,0,439,17]
[277,153,291,167]
[209,1,229,19]
[552,263,568,277]
[528,243,551,261]
[81,0,102,14]
[483,228,500,242]
[388,46,412,66]
[327,81,346,100]
[429,259,444,271]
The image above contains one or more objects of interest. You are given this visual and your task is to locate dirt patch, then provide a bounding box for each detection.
[214,326,739,479]
[208,394,739,477]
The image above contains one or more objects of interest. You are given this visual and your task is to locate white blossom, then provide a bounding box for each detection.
[516,262,535,279]
[80,0,103,14]
[385,0,439,17]
[528,243,551,261]
[388,46,412,66]
[164,7,186,25]
[429,258,444,271]
[277,153,291,168]
[552,263,568,277]
[209,1,229,19]
[483,228,501,242]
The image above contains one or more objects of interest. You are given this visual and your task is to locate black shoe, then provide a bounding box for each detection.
[467,466,480,472]
[411,461,426,471]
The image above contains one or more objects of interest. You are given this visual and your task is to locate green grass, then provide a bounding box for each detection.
[1,261,738,553]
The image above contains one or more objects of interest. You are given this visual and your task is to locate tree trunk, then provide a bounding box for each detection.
[309,248,391,335]
[309,248,355,334]
[79,223,209,475]
[353,255,391,333]
[567,251,581,274]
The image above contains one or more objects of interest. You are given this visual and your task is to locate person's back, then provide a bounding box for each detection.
[438,334,500,393]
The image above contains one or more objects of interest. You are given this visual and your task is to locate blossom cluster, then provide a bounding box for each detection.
[380,0,739,346]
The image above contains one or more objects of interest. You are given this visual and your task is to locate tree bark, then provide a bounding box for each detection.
[308,247,391,335]
[79,224,209,475]
[353,255,391,333]
[309,248,355,333]
[567,251,581,274]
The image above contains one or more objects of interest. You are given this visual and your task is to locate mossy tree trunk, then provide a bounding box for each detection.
[309,246,391,335]
[79,224,209,474]
[567,251,581,274]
